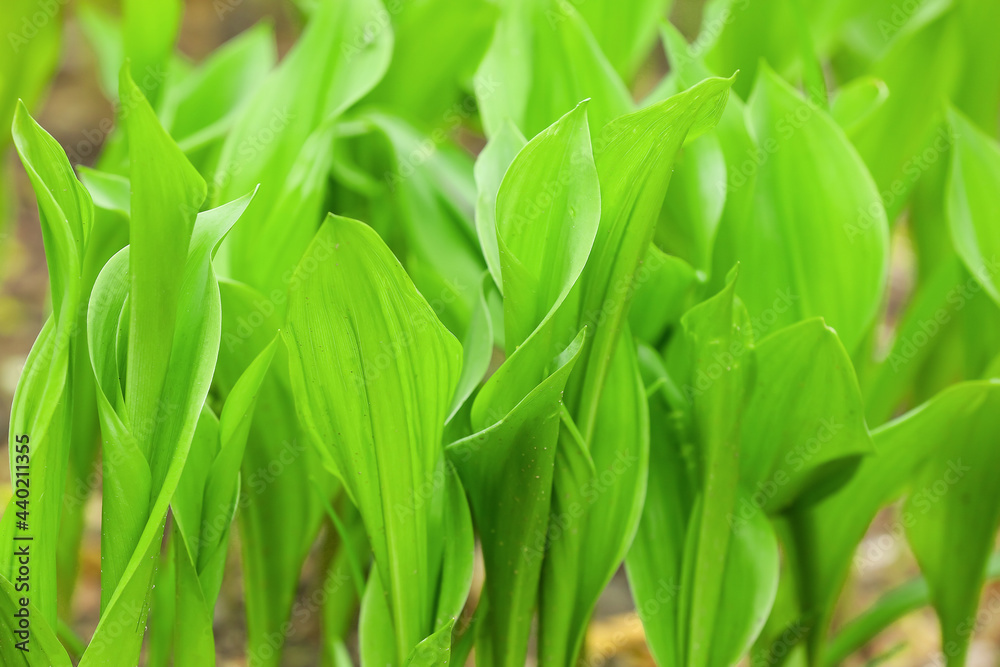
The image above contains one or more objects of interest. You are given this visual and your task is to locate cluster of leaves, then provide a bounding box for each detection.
[2,0,1000,665]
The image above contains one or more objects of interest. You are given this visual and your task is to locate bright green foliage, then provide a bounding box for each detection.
[4,0,1000,665]
[0,102,94,640]
[285,214,471,661]
[728,65,889,354]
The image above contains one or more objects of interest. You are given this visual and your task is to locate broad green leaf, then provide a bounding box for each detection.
[862,258,964,426]
[654,132,727,274]
[626,357,693,667]
[119,63,207,460]
[285,214,463,659]
[534,76,734,666]
[446,275,495,431]
[360,570,398,666]
[495,101,600,352]
[0,0,61,160]
[79,67,252,665]
[946,107,1000,306]
[949,0,1000,135]
[59,167,129,618]
[167,338,275,664]
[729,65,888,354]
[539,334,647,666]
[405,620,456,667]
[739,319,873,515]
[703,0,801,99]
[357,111,486,336]
[710,508,780,667]
[657,24,758,296]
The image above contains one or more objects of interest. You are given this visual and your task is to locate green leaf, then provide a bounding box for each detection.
[215,0,393,294]
[629,246,703,344]
[654,133,727,274]
[825,554,1000,666]
[569,74,734,440]
[703,0,801,99]
[739,318,873,515]
[358,111,486,336]
[474,120,527,291]
[123,0,181,106]
[730,64,888,354]
[848,7,962,222]
[162,23,277,166]
[626,354,693,667]
[77,67,252,665]
[119,62,207,460]
[830,76,889,136]
[476,0,632,139]
[673,272,754,667]
[787,380,1000,663]
[0,574,71,667]
[404,620,456,667]
[0,102,94,628]
[496,101,600,352]
[539,335,647,666]
[946,107,1000,306]
[0,0,61,159]
[285,214,463,659]
[448,331,585,667]
[215,278,332,667]
[903,384,1000,666]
